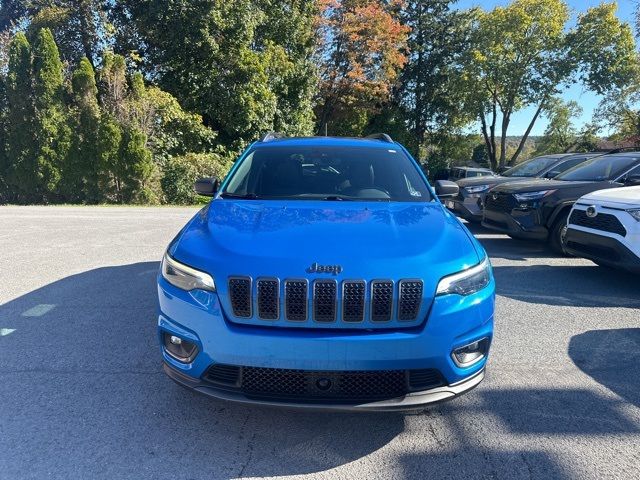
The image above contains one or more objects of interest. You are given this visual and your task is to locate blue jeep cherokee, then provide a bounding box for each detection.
[158,134,495,411]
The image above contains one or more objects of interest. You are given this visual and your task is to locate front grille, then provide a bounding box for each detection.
[313,280,337,322]
[485,193,516,212]
[570,210,627,236]
[228,277,251,317]
[371,281,393,321]
[342,281,365,322]
[257,278,279,320]
[398,280,423,320]
[201,365,445,403]
[227,276,424,325]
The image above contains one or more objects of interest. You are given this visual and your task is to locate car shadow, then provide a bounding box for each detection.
[492,264,640,307]
[0,263,636,479]
[462,221,552,261]
[568,328,640,408]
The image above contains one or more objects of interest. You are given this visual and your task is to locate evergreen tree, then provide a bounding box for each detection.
[32,28,71,202]
[119,126,157,204]
[4,32,35,203]
[65,57,101,202]
[96,113,123,202]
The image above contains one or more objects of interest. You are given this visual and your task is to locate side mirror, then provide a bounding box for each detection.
[624,174,640,186]
[545,170,561,179]
[194,177,219,197]
[435,180,459,199]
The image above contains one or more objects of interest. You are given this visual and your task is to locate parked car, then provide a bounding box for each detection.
[448,166,496,181]
[157,133,495,411]
[447,153,597,222]
[564,186,640,273]
[482,152,640,253]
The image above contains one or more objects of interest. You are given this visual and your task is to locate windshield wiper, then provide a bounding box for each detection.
[220,192,260,199]
[323,195,354,201]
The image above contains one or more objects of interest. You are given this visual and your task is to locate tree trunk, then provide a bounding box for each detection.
[510,101,546,165]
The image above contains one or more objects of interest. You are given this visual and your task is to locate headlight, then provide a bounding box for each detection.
[161,253,216,292]
[513,190,555,202]
[436,257,491,296]
[627,209,640,222]
[465,184,490,194]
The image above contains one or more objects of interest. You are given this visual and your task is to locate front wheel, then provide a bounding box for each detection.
[549,211,570,255]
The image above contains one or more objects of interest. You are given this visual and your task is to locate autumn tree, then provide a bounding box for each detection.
[464,0,638,170]
[317,0,409,136]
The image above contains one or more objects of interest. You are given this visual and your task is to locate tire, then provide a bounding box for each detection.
[549,210,570,255]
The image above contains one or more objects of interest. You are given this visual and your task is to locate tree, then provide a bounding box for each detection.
[31,28,71,202]
[117,0,318,151]
[398,1,473,155]
[64,57,101,202]
[534,98,582,155]
[4,32,35,203]
[316,0,409,135]
[464,0,638,170]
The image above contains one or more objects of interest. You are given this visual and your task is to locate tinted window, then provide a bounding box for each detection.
[555,155,640,182]
[467,170,493,177]
[551,157,589,174]
[503,156,561,177]
[223,145,432,202]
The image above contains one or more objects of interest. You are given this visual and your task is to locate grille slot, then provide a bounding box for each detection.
[257,278,279,320]
[398,280,423,321]
[313,280,337,322]
[342,281,365,322]
[408,369,444,390]
[570,210,627,236]
[284,280,308,321]
[228,277,251,318]
[371,281,393,322]
[203,364,241,386]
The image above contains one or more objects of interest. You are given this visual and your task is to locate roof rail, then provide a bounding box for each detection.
[259,132,285,142]
[365,133,394,143]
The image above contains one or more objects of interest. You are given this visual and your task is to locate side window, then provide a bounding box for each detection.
[620,164,640,182]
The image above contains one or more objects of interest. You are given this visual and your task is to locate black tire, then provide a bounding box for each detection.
[549,210,570,255]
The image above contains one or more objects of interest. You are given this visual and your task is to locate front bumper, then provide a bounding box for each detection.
[157,274,494,410]
[482,208,548,240]
[163,361,486,411]
[447,195,485,222]
[565,227,640,273]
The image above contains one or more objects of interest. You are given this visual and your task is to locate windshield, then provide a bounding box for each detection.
[222,145,432,202]
[555,155,640,182]
[468,170,494,178]
[503,156,561,177]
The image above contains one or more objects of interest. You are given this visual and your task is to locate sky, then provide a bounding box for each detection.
[454,0,637,136]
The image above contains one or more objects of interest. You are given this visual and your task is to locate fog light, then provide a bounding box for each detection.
[452,338,490,367]
[163,333,198,363]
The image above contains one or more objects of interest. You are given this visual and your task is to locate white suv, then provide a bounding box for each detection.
[564,186,640,273]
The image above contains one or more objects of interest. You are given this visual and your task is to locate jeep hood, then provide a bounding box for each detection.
[171,200,482,295]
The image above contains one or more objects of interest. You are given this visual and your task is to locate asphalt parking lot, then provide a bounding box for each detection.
[1,206,639,480]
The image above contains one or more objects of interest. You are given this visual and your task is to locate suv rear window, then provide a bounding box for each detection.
[223,145,432,202]
[555,155,640,181]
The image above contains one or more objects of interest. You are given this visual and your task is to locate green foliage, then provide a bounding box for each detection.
[162,153,232,205]
[534,98,582,155]
[4,32,34,203]
[119,0,318,150]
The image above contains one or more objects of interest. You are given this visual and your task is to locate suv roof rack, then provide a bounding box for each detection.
[365,133,394,143]
[259,132,285,143]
